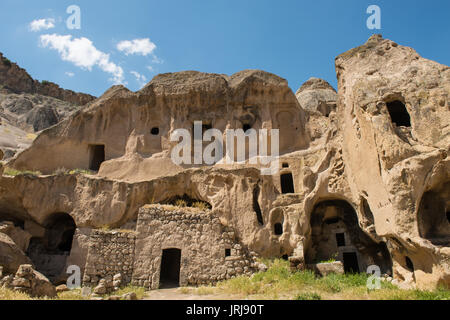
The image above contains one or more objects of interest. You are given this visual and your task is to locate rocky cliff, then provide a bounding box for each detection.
[0,52,95,106]
[0,53,97,159]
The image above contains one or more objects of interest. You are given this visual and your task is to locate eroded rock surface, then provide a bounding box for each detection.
[0,36,448,290]
[0,233,32,274]
[0,53,96,159]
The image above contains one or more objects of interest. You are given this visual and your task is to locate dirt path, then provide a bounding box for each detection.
[144,288,246,300]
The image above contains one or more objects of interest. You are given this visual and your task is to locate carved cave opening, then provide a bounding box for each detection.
[281,173,295,194]
[151,127,160,135]
[274,223,283,236]
[27,213,76,284]
[243,123,252,133]
[343,252,359,273]
[405,256,414,272]
[253,185,264,226]
[159,248,181,288]
[305,200,392,274]
[386,100,411,127]
[417,184,450,245]
[336,232,346,247]
[89,144,105,171]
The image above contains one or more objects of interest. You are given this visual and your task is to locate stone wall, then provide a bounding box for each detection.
[82,230,136,287]
[131,205,257,289]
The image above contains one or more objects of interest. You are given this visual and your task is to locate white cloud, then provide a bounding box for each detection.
[151,55,164,64]
[65,72,75,77]
[29,18,55,32]
[146,66,154,73]
[130,71,148,88]
[117,38,156,56]
[40,34,124,84]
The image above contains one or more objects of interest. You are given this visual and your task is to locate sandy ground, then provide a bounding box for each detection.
[144,288,247,300]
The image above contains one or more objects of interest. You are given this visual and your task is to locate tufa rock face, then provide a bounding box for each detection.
[335,34,449,289]
[10,69,310,180]
[25,105,60,132]
[296,77,337,116]
[0,233,33,274]
[0,36,448,290]
[296,77,338,143]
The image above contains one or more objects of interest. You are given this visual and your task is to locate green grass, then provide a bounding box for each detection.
[56,288,89,300]
[0,287,33,300]
[192,201,210,210]
[3,167,94,177]
[0,285,146,300]
[175,199,188,207]
[2,259,449,301]
[295,292,322,300]
[68,169,95,175]
[52,168,95,176]
[105,285,146,300]
[187,259,450,300]
[3,167,42,177]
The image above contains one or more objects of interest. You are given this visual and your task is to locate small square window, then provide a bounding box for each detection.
[274,223,283,235]
[336,233,346,247]
[225,248,231,257]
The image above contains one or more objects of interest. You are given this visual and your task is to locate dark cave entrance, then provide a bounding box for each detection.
[151,127,160,135]
[306,199,392,274]
[274,223,283,235]
[27,213,76,284]
[343,252,359,273]
[405,256,414,272]
[159,248,182,288]
[281,173,295,194]
[417,184,450,245]
[386,100,411,127]
[89,144,105,171]
[253,185,264,226]
[336,233,346,247]
[243,123,252,133]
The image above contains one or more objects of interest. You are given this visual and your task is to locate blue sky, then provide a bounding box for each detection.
[1,0,449,97]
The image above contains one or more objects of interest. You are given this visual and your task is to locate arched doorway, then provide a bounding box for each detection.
[305,199,392,274]
[27,213,76,284]
[159,248,182,288]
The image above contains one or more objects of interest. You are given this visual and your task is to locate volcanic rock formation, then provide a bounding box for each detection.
[0,35,448,290]
[0,52,96,159]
